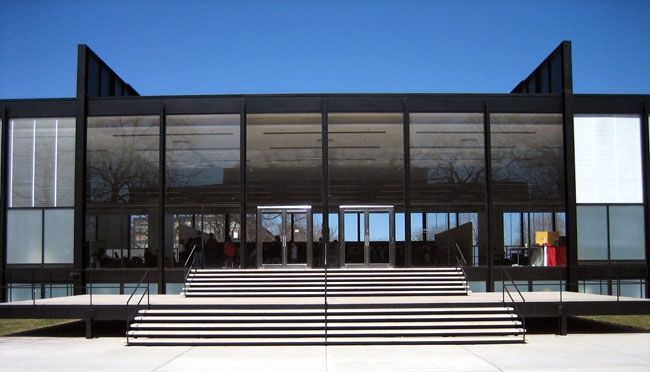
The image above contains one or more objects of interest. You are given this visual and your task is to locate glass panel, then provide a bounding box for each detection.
[56,119,76,207]
[44,209,74,263]
[87,116,159,204]
[261,212,283,265]
[580,280,608,295]
[491,113,564,203]
[329,113,403,205]
[369,211,389,264]
[246,114,321,206]
[609,206,645,260]
[577,206,608,260]
[165,114,240,202]
[410,114,486,267]
[7,209,43,264]
[503,213,522,247]
[9,118,75,208]
[613,280,646,298]
[9,119,35,207]
[86,116,160,269]
[288,212,307,264]
[344,212,363,264]
[9,284,41,302]
[33,119,56,206]
[328,213,340,268]
[410,113,485,205]
[574,115,642,203]
[313,213,324,267]
[45,284,74,299]
[411,213,423,241]
[426,213,450,239]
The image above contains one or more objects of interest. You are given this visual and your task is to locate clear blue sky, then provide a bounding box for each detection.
[1,0,649,99]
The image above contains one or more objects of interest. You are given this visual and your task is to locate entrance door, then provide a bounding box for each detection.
[257,206,312,268]
[339,205,394,267]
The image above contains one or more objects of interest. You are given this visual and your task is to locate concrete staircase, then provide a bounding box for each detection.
[182,268,470,297]
[126,268,526,345]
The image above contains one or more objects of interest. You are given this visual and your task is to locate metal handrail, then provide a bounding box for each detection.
[125,271,150,343]
[453,243,469,294]
[502,268,526,342]
[181,245,199,295]
[183,245,198,268]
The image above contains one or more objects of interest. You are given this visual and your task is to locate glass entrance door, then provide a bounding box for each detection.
[339,205,394,267]
[257,206,312,268]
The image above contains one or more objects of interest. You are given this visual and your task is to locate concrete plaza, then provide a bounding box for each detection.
[1,332,649,372]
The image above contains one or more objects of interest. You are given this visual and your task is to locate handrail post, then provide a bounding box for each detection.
[147,271,150,309]
[89,269,93,305]
[32,270,36,306]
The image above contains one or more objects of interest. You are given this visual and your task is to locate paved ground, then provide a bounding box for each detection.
[1,332,650,371]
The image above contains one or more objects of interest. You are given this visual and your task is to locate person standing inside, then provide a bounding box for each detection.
[223,236,237,268]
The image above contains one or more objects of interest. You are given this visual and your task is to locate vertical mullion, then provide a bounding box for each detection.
[158,105,166,293]
[322,99,329,267]
[54,119,59,207]
[240,99,247,268]
[483,102,495,290]
[403,98,411,267]
[32,119,36,207]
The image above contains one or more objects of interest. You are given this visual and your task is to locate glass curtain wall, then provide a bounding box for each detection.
[490,113,566,267]
[85,116,160,268]
[328,113,404,266]
[165,114,241,270]
[246,113,322,268]
[574,115,645,262]
[409,113,486,267]
[7,118,75,265]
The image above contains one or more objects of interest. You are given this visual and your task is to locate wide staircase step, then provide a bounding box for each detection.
[127,268,526,345]
[127,304,524,346]
[182,268,470,297]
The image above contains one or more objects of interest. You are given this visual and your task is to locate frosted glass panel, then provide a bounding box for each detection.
[8,118,75,208]
[7,210,43,264]
[577,206,607,260]
[44,209,74,263]
[609,206,645,260]
[574,116,642,203]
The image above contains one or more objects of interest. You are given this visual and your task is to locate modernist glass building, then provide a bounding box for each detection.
[1,41,648,299]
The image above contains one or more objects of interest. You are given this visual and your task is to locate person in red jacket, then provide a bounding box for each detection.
[223,236,237,268]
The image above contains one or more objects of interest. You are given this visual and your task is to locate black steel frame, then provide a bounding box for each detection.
[0,42,649,298]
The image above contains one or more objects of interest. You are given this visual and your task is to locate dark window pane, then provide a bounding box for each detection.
[491,113,564,203]
[577,206,608,260]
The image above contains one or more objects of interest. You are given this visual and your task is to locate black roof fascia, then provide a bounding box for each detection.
[0,99,76,118]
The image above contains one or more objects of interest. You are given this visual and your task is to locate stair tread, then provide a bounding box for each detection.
[183,290,469,296]
[127,335,523,346]
[134,313,517,322]
[127,327,523,336]
[139,307,514,315]
[131,320,522,329]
